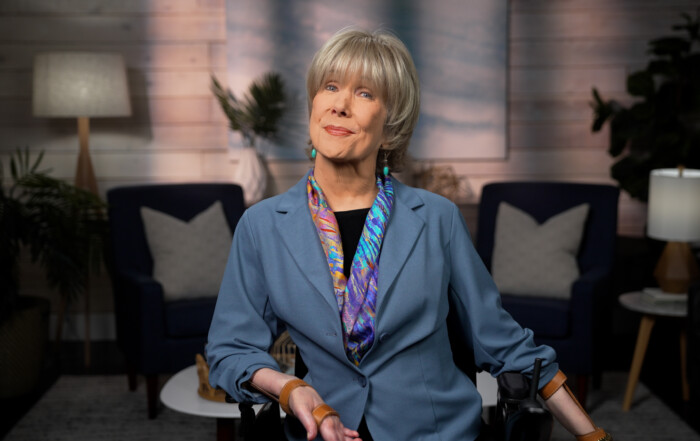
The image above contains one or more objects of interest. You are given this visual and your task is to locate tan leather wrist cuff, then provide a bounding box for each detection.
[312,403,339,427]
[279,378,309,415]
[539,370,567,400]
[576,428,612,441]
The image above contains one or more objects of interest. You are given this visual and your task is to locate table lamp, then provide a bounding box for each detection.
[647,167,700,294]
[33,52,131,194]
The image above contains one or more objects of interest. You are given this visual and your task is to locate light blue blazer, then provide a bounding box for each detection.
[207,172,558,441]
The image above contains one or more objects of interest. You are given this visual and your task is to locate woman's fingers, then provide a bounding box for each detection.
[343,427,362,440]
[297,411,318,440]
[287,386,357,440]
[318,415,349,441]
[287,386,335,440]
[300,413,349,441]
[342,427,360,437]
[289,389,320,439]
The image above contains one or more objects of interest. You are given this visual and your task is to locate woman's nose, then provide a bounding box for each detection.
[331,91,350,117]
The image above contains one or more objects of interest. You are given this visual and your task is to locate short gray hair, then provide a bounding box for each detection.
[306,28,420,173]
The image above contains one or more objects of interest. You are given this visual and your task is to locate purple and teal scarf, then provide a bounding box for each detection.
[307,170,394,366]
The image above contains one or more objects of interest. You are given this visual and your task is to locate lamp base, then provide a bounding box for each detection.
[76,116,98,194]
[654,241,700,294]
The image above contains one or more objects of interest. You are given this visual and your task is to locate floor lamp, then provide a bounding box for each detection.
[32,52,131,366]
[647,167,700,294]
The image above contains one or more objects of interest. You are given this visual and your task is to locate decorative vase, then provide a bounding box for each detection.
[233,146,267,206]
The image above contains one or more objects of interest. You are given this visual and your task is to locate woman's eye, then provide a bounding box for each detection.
[325,84,337,92]
[359,91,373,99]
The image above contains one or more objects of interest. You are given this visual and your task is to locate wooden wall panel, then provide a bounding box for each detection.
[0,1,229,322]
[509,122,609,150]
[509,66,627,97]
[511,1,698,12]
[0,0,224,14]
[510,39,650,67]
[511,10,688,39]
[0,16,225,43]
[1,0,682,251]
[0,0,678,338]
[0,43,213,70]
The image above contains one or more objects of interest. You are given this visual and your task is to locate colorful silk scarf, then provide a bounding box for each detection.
[307,170,394,366]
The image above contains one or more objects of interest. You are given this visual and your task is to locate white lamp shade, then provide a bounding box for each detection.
[33,52,131,118]
[647,168,700,242]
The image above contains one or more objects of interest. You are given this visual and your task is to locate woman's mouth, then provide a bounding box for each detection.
[324,125,355,136]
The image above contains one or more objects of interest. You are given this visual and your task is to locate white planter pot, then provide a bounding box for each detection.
[233,147,267,206]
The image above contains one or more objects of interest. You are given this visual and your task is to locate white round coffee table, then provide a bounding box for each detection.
[160,365,270,441]
[619,291,688,411]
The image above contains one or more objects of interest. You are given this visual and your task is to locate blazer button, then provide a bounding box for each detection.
[358,377,367,387]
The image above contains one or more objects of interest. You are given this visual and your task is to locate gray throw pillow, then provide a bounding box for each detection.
[491,202,589,299]
[141,201,232,301]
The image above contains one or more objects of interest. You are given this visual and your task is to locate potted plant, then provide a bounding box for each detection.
[0,149,108,397]
[211,72,287,205]
[591,10,700,201]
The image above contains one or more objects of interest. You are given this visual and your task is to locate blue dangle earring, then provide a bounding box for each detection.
[382,150,390,176]
[311,147,317,159]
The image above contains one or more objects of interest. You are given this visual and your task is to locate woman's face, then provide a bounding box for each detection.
[309,72,387,170]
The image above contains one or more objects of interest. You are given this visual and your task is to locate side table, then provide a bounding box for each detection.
[619,291,689,411]
[160,365,277,441]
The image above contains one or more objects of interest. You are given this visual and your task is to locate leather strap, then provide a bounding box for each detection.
[576,428,612,441]
[312,403,340,427]
[279,378,309,415]
[539,370,567,400]
[540,370,610,440]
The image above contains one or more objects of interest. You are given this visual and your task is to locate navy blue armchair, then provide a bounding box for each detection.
[107,183,245,418]
[689,282,700,420]
[475,182,619,406]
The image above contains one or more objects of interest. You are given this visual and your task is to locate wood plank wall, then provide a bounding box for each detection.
[504,0,698,237]
[1,0,697,324]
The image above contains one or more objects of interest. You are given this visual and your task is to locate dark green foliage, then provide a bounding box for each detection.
[211,72,287,148]
[0,149,108,325]
[591,10,700,201]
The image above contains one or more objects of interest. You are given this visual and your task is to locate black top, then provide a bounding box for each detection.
[334,208,370,279]
[334,207,374,440]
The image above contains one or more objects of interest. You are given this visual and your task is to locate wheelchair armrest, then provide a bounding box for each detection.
[494,359,553,441]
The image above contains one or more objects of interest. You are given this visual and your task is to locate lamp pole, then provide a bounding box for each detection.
[76,116,98,194]
[75,115,98,368]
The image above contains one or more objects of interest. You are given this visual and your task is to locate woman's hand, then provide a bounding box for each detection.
[250,368,361,441]
[288,385,361,441]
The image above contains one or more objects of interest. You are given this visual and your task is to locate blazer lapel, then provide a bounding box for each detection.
[275,174,339,315]
[376,181,425,312]
[274,175,426,322]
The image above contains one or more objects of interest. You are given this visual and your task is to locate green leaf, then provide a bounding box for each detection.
[647,59,676,77]
[627,71,655,97]
[210,72,287,148]
[648,36,690,58]
[1,148,109,316]
[610,156,654,201]
[590,88,613,132]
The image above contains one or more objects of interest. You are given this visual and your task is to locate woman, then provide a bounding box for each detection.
[207,28,611,441]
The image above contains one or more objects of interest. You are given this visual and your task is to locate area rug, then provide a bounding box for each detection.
[4,372,699,440]
[4,375,215,441]
[549,372,699,440]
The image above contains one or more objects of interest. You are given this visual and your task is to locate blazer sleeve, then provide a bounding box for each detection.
[446,204,559,386]
[206,210,282,403]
